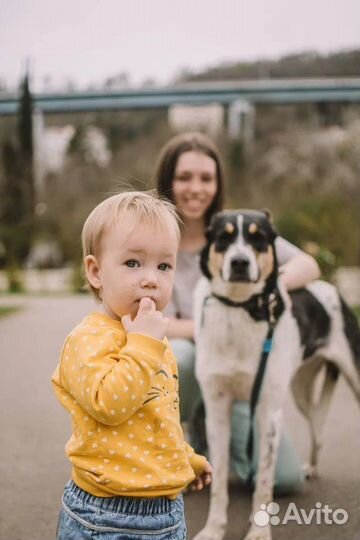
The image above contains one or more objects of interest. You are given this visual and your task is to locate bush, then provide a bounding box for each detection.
[276,194,359,274]
[6,266,24,293]
[71,261,88,294]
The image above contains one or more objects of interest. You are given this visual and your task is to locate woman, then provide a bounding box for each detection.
[154,132,320,494]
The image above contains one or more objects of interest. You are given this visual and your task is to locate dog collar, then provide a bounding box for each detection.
[211,289,284,327]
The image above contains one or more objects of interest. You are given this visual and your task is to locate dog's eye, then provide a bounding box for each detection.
[217,229,234,243]
[251,230,265,240]
[214,229,234,252]
[249,230,270,251]
[219,229,230,239]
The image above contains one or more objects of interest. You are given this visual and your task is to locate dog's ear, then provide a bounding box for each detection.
[200,224,214,280]
[261,208,273,223]
[261,208,278,241]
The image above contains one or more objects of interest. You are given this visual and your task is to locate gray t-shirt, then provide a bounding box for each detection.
[165,237,301,320]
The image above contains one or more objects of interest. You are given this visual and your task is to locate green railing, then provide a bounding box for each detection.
[1,78,360,115]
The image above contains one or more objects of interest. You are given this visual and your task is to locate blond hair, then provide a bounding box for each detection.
[82,190,181,300]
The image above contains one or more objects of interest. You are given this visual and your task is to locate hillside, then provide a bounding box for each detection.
[178,49,360,82]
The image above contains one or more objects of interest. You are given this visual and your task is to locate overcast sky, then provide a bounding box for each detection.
[1,0,359,91]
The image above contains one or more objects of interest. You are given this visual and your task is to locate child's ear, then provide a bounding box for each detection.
[84,255,102,291]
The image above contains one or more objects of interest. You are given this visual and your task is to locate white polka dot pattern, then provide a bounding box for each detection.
[51,311,207,498]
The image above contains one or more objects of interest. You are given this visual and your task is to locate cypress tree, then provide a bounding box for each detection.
[17,71,35,223]
[0,71,35,273]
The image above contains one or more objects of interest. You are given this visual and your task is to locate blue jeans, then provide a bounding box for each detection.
[171,338,304,496]
[57,480,187,540]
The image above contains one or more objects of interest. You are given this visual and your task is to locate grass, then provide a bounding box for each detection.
[0,306,21,319]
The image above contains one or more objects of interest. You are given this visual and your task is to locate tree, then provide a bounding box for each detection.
[17,72,35,225]
[0,72,35,273]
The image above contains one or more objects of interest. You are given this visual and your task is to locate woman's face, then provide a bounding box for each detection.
[172,151,218,222]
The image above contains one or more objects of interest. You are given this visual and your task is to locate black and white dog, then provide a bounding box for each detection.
[193,209,360,540]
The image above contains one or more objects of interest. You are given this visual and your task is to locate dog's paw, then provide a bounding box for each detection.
[244,523,272,540]
[192,523,225,540]
[303,463,318,480]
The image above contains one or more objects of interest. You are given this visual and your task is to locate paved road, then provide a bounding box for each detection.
[0,295,359,540]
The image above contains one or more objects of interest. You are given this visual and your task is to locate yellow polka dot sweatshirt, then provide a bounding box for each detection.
[51,311,207,498]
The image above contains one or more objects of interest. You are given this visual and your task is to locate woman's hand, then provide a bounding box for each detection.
[279,253,320,291]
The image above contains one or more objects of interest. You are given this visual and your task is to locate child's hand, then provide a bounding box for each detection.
[188,460,212,492]
[121,297,169,341]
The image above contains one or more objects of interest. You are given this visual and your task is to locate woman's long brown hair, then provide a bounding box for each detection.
[153,132,225,226]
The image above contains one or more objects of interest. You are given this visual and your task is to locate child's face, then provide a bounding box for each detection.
[85,216,178,320]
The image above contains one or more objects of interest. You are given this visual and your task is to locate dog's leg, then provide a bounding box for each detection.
[308,362,339,478]
[292,359,339,478]
[244,406,282,540]
[193,384,232,540]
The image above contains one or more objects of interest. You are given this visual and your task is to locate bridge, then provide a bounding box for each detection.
[1,78,360,115]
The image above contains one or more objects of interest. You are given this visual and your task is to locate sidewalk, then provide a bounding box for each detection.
[0,295,359,540]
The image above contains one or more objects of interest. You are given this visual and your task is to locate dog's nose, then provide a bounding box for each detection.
[229,256,251,282]
[230,256,249,272]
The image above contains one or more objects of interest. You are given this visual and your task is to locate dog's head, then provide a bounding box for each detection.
[200,209,278,287]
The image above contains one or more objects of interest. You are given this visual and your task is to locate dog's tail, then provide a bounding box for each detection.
[340,295,360,372]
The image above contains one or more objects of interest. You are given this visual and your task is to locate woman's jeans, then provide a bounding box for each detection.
[171,338,304,495]
[57,480,186,540]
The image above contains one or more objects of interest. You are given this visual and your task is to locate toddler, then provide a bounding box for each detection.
[52,191,211,539]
